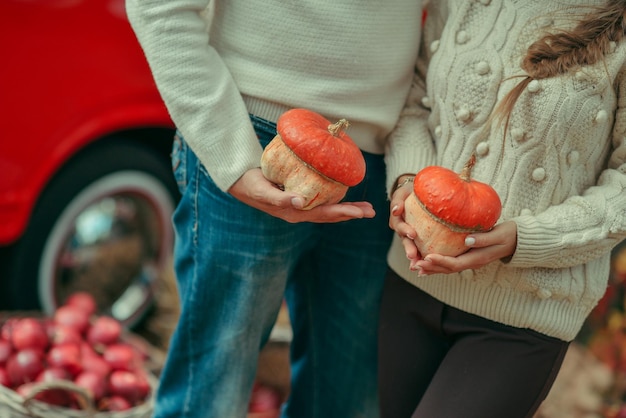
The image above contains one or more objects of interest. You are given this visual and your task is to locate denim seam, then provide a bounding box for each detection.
[182,157,201,416]
[307,278,320,418]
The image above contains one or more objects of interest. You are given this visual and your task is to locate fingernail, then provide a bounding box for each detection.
[291,197,304,209]
[423,256,431,263]
[391,205,399,215]
[465,236,476,246]
[406,233,415,240]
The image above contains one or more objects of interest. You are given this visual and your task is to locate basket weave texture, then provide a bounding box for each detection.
[0,311,163,418]
[0,373,157,418]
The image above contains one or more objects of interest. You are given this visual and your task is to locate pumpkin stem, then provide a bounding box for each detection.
[328,118,350,137]
[460,153,477,181]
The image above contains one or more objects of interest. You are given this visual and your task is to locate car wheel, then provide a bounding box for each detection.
[4,138,178,328]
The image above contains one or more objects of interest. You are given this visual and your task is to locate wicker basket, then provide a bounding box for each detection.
[0,373,157,418]
[0,312,162,418]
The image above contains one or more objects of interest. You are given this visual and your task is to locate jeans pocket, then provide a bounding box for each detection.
[249,114,277,147]
[171,131,187,194]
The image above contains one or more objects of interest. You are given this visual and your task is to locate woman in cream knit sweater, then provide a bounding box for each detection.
[382,1,626,417]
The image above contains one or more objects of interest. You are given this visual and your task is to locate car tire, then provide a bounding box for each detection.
[3,138,178,328]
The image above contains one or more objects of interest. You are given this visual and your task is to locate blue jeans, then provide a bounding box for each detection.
[154,115,393,418]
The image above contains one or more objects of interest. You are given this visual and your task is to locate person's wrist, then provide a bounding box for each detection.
[390,173,415,198]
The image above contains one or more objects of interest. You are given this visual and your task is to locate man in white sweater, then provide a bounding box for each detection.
[125,1,425,417]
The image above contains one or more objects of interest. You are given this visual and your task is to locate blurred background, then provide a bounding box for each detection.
[0,0,178,328]
[0,1,288,415]
[0,1,625,417]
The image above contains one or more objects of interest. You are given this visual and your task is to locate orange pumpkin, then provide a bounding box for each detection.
[404,154,502,257]
[261,108,366,209]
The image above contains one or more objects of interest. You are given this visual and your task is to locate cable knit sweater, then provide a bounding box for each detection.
[125,0,424,191]
[385,0,626,341]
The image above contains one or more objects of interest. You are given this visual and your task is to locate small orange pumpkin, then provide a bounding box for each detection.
[261,108,366,209]
[404,154,502,257]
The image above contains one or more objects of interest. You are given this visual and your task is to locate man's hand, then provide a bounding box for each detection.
[228,168,375,223]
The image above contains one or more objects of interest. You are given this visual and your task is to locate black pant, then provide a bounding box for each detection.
[378,269,569,418]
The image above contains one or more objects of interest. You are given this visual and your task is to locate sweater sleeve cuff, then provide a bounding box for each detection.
[385,139,436,196]
[188,122,264,192]
[509,215,565,267]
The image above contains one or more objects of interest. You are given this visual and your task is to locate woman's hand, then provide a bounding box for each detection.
[388,175,421,262]
[228,168,375,223]
[413,220,518,275]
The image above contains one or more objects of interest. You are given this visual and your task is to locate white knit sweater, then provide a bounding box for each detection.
[125,0,424,191]
[386,0,626,341]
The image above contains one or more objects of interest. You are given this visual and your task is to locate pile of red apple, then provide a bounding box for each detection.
[0,292,152,412]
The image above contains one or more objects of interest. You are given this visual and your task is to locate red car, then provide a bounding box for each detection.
[0,0,178,326]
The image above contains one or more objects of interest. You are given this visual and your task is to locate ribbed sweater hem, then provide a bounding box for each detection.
[242,95,385,155]
[387,236,589,342]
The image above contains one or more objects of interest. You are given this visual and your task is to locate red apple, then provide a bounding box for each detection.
[103,344,138,371]
[50,325,83,346]
[6,348,45,386]
[248,383,282,413]
[81,348,112,377]
[36,367,71,382]
[46,343,83,376]
[64,292,97,317]
[0,339,12,365]
[75,371,107,401]
[1,318,18,341]
[53,306,90,334]
[87,316,122,346]
[10,318,49,351]
[108,370,150,403]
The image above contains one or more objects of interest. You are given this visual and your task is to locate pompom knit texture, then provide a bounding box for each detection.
[125,0,424,192]
[386,0,626,341]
